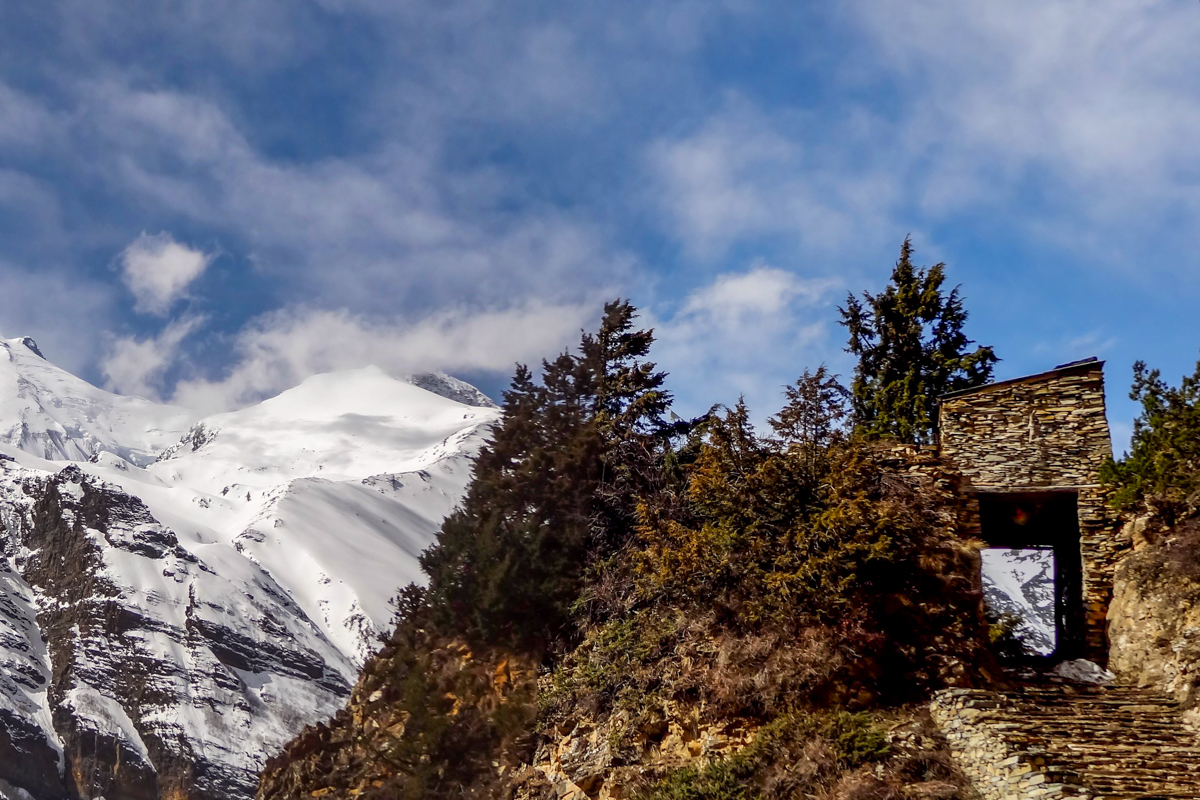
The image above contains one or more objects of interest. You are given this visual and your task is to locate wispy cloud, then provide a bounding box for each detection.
[0,0,1197,430]
[168,301,597,414]
[0,262,115,377]
[102,315,205,400]
[653,265,842,418]
[647,101,900,260]
[846,0,1200,261]
[84,83,631,313]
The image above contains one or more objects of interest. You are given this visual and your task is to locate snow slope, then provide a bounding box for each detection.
[0,339,499,800]
[123,366,495,659]
[981,547,1057,655]
[0,337,192,465]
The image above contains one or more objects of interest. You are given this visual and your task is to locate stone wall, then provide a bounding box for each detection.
[937,359,1126,661]
[938,360,1112,490]
[930,689,1089,799]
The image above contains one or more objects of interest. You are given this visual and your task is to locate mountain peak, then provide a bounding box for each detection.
[0,334,193,465]
[405,371,498,408]
[4,336,46,359]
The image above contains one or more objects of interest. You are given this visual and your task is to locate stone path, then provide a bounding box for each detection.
[931,683,1200,799]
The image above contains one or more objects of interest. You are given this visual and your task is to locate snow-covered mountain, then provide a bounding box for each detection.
[980,547,1057,656]
[0,336,498,800]
[0,337,192,465]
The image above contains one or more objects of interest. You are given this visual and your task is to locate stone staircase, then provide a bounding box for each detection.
[931,683,1200,799]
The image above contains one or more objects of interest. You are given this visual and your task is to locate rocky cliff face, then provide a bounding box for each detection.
[1107,517,1200,723]
[0,460,356,800]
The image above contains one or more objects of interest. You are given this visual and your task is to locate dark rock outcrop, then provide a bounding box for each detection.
[0,462,355,800]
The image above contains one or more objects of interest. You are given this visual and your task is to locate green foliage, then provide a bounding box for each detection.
[539,610,680,732]
[986,612,1029,662]
[1101,356,1200,517]
[636,712,888,800]
[364,295,991,800]
[611,385,986,706]
[631,403,967,635]
[766,366,850,488]
[841,237,997,445]
[410,300,682,654]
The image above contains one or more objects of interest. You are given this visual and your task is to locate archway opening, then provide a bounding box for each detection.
[977,491,1083,661]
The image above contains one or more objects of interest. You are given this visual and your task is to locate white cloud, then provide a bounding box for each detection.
[119,233,214,316]
[845,0,1200,258]
[647,3,1200,271]
[0,83,60,149]
[168,301,596,414]
[87,84,629,313]
[102,316,205,400]
[652,266,842,418]
[647,101,901,260]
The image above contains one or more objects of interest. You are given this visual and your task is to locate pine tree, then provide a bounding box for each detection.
[415,300,681,654]
[768,367,850,489]
[585,300,676,556]
[1101,356,1200,517]
[840,237,997,445]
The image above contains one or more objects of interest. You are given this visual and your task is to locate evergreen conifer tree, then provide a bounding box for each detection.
[416,300,679,654]
[1101,356,1200,517]
[768,367,850,489]
[840,237,997,445]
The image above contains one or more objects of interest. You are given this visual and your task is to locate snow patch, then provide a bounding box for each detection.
[65,684,154,768]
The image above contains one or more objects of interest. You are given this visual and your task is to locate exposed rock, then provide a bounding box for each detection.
[1107,520,1200,721]
[1049,659,1114,685]
[0,461,355,800]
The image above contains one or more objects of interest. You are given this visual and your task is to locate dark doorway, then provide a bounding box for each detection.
[977,492,1083,660]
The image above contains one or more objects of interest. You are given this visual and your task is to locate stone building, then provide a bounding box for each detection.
[937,357,1124,662]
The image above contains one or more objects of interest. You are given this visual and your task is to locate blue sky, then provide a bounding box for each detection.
[1,1,1199,449]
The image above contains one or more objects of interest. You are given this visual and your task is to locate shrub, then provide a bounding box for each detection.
[622,403,985,701]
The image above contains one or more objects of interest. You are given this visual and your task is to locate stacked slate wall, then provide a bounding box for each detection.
[937,361,1125,660]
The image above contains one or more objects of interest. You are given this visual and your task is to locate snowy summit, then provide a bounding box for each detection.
[0,336,498,799]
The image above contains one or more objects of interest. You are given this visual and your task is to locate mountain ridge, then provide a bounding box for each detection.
[0,339,499,800]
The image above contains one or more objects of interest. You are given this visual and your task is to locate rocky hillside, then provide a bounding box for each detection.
[0,335,500,800]
[1108,515,1200,724]
[0,459,353,799]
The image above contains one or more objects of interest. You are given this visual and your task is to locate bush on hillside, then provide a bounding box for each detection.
[542,376,988,739]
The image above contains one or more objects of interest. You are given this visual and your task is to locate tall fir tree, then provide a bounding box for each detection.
[415,300,679,654]
[840,237,997,445]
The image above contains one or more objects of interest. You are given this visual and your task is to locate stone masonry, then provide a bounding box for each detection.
[937,358,1127,660]
[931,684,1200,799]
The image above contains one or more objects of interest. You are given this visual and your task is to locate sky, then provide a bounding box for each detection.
[2,1,1199,450]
